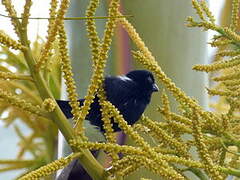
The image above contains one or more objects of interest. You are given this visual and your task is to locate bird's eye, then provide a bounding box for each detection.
[147,76,153,83]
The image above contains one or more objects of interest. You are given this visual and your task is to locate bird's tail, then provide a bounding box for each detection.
[56,150,99,180]
[56,99,84,119]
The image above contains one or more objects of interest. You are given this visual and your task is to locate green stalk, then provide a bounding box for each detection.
[18,21,106,180]
[0,13,132,20]
[221,167,240,177]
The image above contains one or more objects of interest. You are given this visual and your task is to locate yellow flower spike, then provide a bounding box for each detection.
[0,88,47,117]
[74,0,120,133]
[1,0,21,37]
[98,88,115,141]
[141,115,189,158]
[110,156,146,178]
[18,153,81,180]
[103,101,149,148]
[85,0,101,66]
[191,111,224,180]
[70,139,238,177]
[199,0,215,23]
[226,98,240,111]
[156,107,192,125]
[207,88,240,97]
[158,90,174,122]
[223,27,240,42]
[139,158,183,179]
[116,157,142,177]
[210,39,234,47]
[108,156,142,177]
[221,115,231,133]
[21,0,32,29]
[57,21,84,133]
[114,155,187,179]
[192,0,206,21]
[213,71,240,81]
[0,72,33,81]
[216,50,240,57]
[0,30,26,50]
[230,0,240,31]
[165,155,203,169]
[202,22,219,31]
[193,56,240,72]
[223,79,240,86]
[132,50,220,128]
[186,16,218,31]
[153,145,179,155]
[118,12,155,64]
[185,16,197,27]
[48,0,58,35]
[98,88,119,161]
[42,98,56,112]
[156,121,192,134]
[44,0,58,72]
[113,155,182,179]
[110,156,135,173]
[160,90,170,112]
[36,0,70,70]
[225,85,240,91]
[70,139,144,156]
[102,101,186,180]
[160,154,239,177]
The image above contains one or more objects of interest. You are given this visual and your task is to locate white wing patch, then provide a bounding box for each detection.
[117,75,132,82]
[134,99,137,105]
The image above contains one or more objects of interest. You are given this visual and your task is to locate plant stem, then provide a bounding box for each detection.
[18,22,106,180]
[0,13,132,20]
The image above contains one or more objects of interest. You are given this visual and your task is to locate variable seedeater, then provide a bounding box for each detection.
[56,70,158,180]
[57,70,158,132]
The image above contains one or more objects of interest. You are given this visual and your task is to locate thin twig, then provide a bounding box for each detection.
[0,13,133,20]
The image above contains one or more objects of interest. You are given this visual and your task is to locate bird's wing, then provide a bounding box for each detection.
[104,76,136,105]
[56,99,84,119]
[57,150,100,180]
[104,76,148,126]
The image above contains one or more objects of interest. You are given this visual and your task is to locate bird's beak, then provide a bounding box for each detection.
[152,84,159,92]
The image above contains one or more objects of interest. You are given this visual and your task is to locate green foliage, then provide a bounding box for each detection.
[0,38,60,177]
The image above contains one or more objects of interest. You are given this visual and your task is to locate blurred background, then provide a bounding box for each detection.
[0,0,225,179]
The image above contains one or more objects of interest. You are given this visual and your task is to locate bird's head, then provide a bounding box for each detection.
[126,70,159,95]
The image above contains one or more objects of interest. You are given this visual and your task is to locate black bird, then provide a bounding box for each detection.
[56,70,158,180]
[56,70,159,132]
